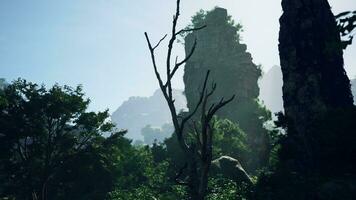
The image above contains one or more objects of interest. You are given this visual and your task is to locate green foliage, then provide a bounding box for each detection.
[207,178,238,200]
[0,78,6,91]
[212,118,249,163]
[108,184,187,200]
[185,8,243,36]
[107,146,186,200]
[164,117,251,168]
[108,186,157,200]
[207,177,251,200]
[163,118,251,180]
[336,11,356,49]
[141,123,173,145]
[0,79,131,199]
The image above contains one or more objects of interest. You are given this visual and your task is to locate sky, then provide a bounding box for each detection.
[0,0,355,112]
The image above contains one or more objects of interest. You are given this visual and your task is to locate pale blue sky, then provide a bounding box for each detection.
[1,0,355,112]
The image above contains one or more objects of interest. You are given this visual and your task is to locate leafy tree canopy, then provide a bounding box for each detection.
[0,79,131,200]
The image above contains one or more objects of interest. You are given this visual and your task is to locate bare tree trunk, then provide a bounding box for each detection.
[187,152,200,200]
[144,0,234,199]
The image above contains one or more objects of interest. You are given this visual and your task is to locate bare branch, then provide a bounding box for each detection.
[167,26,206,83]
[207,83,217,98]
[153,34,168,50]
[207,95,236,121]
[144,32,166,92]
[144,1,235,197]
[175,56,178,66]
[207,103,215,115]
[205,83,217,114]
[175,25,207,36]
[189,121,202,148]
[180,70,210,132]
[169,38,197,81]
[165,0,181,100]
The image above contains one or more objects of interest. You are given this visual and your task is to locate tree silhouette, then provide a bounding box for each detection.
[336,11,356,49]
[144,0,234,199]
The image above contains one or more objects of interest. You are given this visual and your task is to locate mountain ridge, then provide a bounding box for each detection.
[111,89,186,140]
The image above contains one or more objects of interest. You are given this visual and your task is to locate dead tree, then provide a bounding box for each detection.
[144,0,234,199]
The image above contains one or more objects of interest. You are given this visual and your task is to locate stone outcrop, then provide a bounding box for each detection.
[259,69,356,114]
[279,0,354,168]
[184,8,270,171]
[211,156,252,184]
[254,1,356,199]
[279,0,354,130]
[111,89,186,140]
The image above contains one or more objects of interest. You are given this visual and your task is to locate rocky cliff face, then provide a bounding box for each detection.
[259,68,356,115]
[184,8,270,171]
[254,1,356,198]
[111,89,186,140]
[259,69,356,115]
[279,0,353,140]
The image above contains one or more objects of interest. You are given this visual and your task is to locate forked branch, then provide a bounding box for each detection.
[175,25,207,36]
[144,32,166,93]
[144,0,235,198]
[169,39,197,81]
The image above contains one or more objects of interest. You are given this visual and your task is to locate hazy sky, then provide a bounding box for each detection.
[1,0,355,112]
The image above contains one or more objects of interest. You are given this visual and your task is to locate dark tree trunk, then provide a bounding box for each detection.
[187,155,200,200]
[184,142,212,200]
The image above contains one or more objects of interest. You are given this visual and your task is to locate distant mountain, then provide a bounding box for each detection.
[111,89,187,140]
[259,68,356,115]
[141,123,174,145]
[259,66,284,115]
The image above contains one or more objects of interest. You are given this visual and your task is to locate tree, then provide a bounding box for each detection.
[144,1,234,199]
[0,78,6,90]
[141,123,173,145]
[163,118,251,181]
[107,146,187,200]
[336,10,356,49]
[0,79,128,200]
